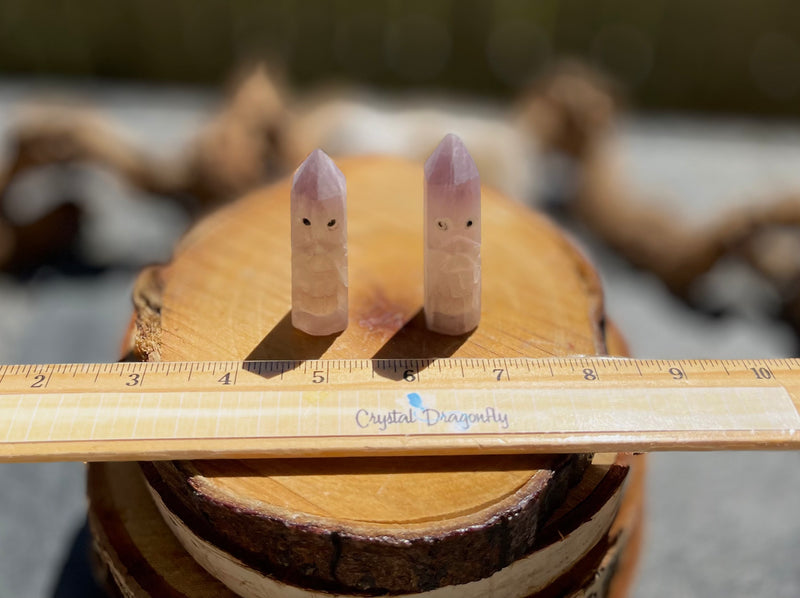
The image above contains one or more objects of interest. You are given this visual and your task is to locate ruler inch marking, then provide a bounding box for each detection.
[39,372,52,389]
[0,358,799,462]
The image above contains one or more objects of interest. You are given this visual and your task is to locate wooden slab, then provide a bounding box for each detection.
[89,454,644,598]
[141,451,590,593]
[125,155,618,594]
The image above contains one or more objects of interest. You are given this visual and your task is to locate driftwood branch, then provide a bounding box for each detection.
[525,65,800,336]
[1,65,292,212]
[0,65,293,272]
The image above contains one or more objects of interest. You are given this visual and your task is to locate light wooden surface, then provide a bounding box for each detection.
[152,454,568,532]
[137,156,606,362]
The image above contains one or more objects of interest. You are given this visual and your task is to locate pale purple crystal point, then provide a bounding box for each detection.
[424,133,481,187]
[292,149,347,202]
[424,134,481,335]
[291,149,348,335]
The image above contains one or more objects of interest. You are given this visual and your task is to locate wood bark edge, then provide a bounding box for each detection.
[141,454,592,594]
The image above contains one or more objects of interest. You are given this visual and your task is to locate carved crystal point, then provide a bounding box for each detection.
[424,133,481,335]
[291,149,348,335]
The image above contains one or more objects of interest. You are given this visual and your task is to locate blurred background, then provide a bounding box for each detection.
[0,2,799,597]
[2,0,800,114]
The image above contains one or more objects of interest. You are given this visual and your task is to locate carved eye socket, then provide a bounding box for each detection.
[302,218,311,226]
[466,220,473,228]
[436,219,449,231]
[327,218,337,229]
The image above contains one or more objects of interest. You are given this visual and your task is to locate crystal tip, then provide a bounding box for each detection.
[424,134,480,187]
[292,149,346,201]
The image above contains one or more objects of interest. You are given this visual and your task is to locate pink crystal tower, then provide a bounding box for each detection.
[424,134,481,335]
[291,149,348,335]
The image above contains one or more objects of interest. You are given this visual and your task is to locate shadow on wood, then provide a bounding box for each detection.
[243,311,341,378]
[371,308,473,380]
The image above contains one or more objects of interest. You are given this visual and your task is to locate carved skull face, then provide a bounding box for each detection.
[291,194,347,253]
[425,180,481,252]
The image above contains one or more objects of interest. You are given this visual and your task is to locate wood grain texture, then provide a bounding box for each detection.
[125,155,622,594]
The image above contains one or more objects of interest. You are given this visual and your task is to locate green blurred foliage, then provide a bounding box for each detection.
[1,0,799,114]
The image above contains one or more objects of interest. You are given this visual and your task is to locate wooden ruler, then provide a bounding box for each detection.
[0,357,798,462]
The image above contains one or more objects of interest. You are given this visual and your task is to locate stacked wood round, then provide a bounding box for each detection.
[88,157,645,597]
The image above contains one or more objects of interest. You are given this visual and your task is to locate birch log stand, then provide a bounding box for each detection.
[88,156,645,598]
